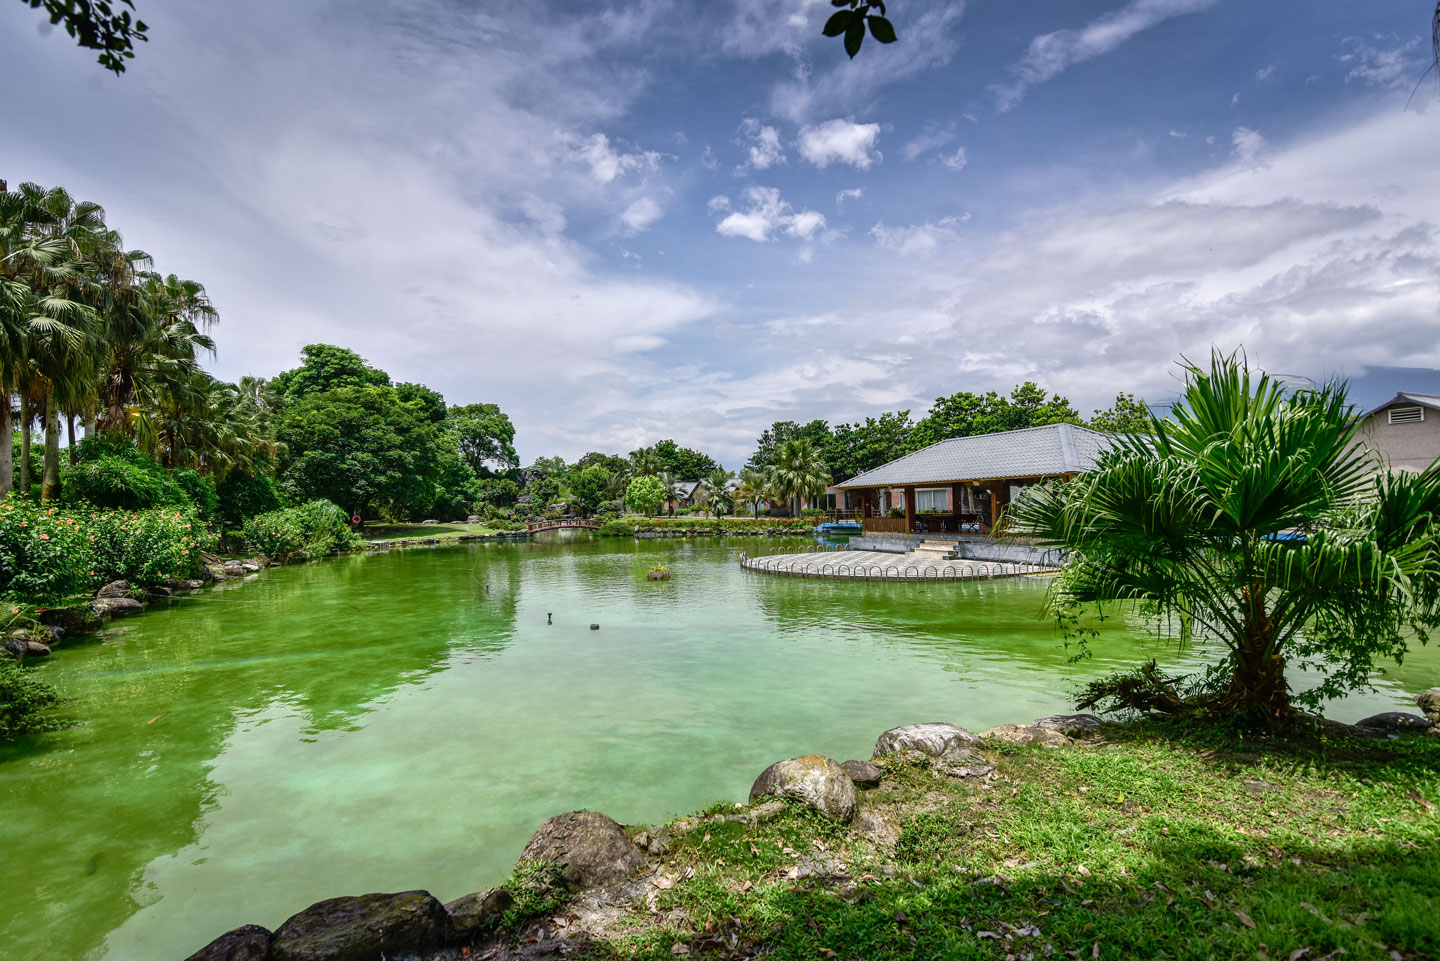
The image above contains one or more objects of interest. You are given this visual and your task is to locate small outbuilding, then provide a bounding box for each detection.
[834,423,1116,536]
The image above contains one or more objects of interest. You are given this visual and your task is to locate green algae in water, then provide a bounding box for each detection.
[1,534,1433,961]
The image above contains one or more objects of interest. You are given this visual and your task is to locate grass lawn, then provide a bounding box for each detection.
[494,721,1440,960]
[363,522,497,542]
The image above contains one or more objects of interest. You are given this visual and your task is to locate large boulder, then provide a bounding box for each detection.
[519,811,645,891]
[270,891,450,961]
[3,636,29,661]
[184,924,273,961]
[38,605,105,635]
[443,888,514,939]
[840,760,882,787]
[97,579,132,598]
[1355,712,1433,733]
[749,755,856,823]
[92,597,143,618]
[1416,690,1440,726]
[873,722,979,760]
[1034,714,1105,737]
[981,723,1072,748]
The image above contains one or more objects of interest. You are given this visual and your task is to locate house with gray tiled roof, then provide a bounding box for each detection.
[834,423,1117,535]
[1356,392,1440,476]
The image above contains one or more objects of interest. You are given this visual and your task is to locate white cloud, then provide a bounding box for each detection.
[938,147,968,172]
[1231,126,1266,165]
[993,0,1216,111]
[620,196,664,233]
[901,121,958,161]
[869,216,968,256]
[715,186,826,242]
[1255,65,1275,82]
[1168,129,1188,138]
[797,119,882,169]
[573,133,665,183]
[835,187,864,209]
[736,117,786,169]
[1338,36,1428,92]
[707,194,731,212]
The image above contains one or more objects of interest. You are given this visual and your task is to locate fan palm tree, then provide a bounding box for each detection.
[766,438,830,517]
[698,466,734,517]
[1004,351,1440,727]
[657,470,687,516]
[733,471,768,518]
[627,445,662,480]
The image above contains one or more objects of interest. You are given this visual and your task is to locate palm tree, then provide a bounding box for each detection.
[766,438,830,517]
[733,471,767,518]
[1004,351,1440,727]
[627,445,662,480]
[698,466,734,517]
[657,469,687,516]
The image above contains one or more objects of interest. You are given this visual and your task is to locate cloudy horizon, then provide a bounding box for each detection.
[2,0,1436,466]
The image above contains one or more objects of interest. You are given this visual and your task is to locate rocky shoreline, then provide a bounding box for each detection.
[182,709,1439,961]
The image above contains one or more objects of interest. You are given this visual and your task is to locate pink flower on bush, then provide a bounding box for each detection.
[38,533,49,540]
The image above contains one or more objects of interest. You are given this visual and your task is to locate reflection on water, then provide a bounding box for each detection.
[1,533,1433,960]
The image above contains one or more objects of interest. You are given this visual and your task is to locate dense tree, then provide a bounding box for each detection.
[573,451,628,477]
[471,476,520,510]
[746,420,833,472]
[395,382,447,424]
[910,383,1080,450]
[16,0,149,73]
[274,385,444,520]
[652,438,719,480]
[449,402,517,475]
[625,474,665,516]
[1005,352,1440,726]
[698,466,734,517]
[626,446,663,479]
[832,410,914,477]
[733,471,768,518]
[269,344,390,399]
[569,466,609,517]
[1089,392,1155,434]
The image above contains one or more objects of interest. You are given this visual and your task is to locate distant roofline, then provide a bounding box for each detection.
[834,423,1116,490]
[1366,392,1440,416]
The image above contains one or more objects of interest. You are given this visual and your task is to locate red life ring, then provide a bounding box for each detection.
[351,514,362,525]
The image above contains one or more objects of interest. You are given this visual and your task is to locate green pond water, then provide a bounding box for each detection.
[3,534,1436,961]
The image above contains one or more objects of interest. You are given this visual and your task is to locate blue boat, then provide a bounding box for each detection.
[815,521,863,534]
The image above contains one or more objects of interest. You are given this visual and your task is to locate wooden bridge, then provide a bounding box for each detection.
[526,520,602,532]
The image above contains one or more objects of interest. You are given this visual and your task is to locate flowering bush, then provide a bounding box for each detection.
[0,499,214,603]
[0,659,65,738]
[243,499,362,562]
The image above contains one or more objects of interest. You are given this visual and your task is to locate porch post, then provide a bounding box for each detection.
[989,480,1009,530]
[904,485,915,533]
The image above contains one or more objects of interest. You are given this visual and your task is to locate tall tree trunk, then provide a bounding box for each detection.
[0,392,12,499]
[19,395,32,497]
[41,393,62,502]
[67,414,77,465]
[81,411,97,438]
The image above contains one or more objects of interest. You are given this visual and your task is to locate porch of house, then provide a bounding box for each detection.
[842,479,1032,537]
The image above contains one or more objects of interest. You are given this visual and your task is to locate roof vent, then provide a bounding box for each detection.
[1389,406,1424,425]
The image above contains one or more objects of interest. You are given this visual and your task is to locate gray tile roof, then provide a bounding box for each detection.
[1368,392,1440,415]
[835,423,1117,489]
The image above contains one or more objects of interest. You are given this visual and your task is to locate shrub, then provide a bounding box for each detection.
[243,499,362,562]
[800,508,829,518]
[0,500,212,603]
[216,472,282,530]
[597,520,633,537]
[0,659,65,738]
[173,469,220,524]
[625,475,665,516]
[488,518,525,533]
[888,507,905,518]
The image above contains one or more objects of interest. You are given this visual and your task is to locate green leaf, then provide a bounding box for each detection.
[822,10,852,37]
[844,17,865,58]
[831,0,852,6]
[867,15,897,44]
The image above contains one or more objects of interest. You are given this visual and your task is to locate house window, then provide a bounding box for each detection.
[1389,406,1424,425]
[914,488,949,513]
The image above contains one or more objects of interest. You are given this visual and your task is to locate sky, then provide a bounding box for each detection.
[2,0,1438,466]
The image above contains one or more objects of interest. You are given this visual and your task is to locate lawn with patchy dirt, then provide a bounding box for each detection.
[483,721,1440,961]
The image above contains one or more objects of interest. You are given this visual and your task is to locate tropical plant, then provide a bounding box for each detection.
[1004,351,1440,726]
[0,658,66,738]
[242,499,362,562]
[765,438,831,517]
[733,471,768,518]
[698,466,734,517]
[626,445,662,480]
[656,470,687,517]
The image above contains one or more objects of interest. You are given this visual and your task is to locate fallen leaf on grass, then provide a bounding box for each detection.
[1406,789,1434,812]
[1076,864,1092,878]
[1235,909,1257,929]
[670,943,689,955]
[976,931,1002,940]
[1287,949,1309,961]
